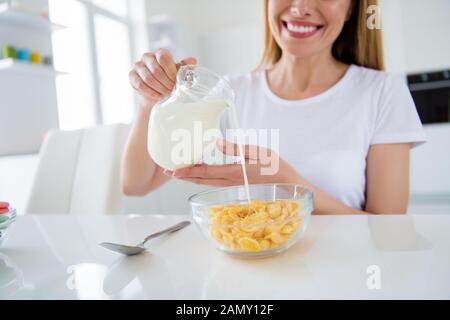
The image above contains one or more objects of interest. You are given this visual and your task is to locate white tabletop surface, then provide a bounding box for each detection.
[0,214,449,300]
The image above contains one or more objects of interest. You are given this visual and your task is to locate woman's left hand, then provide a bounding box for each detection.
[163,139,301,186]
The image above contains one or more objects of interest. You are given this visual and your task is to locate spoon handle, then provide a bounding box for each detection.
[139,221,191,247]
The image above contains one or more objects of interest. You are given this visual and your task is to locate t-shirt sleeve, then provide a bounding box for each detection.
[371,74,426,148]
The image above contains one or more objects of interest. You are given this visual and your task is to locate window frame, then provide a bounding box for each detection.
[54,0,137,125]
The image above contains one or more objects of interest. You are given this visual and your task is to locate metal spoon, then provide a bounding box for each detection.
[99,221,191,256]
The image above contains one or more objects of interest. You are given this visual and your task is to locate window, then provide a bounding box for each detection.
[94,14,133,124]
[93,0,128,17]
[49,0,138,130]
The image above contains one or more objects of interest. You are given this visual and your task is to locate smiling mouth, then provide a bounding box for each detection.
[282,21,324,38]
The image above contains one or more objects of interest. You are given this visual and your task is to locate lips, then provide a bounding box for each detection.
[282,20,323,39]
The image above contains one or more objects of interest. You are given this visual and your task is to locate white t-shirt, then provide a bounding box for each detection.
[220,65,426,210]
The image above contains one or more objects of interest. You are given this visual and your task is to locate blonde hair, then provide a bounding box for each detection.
[259,0,385,70]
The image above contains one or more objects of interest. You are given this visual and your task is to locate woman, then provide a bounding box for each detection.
[122,0,425,214]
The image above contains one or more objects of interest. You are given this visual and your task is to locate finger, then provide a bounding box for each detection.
[179,57,198,66]
[163,169,174,176]
[176,177,234,187]
[135,61,171,96]
[142,53,175,91]
[155,48,178,82]
[173,164,243,181]
[217,139,262,160]
[129,70,162,101]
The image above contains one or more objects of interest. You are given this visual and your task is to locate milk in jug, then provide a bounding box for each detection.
[147,65,232,171]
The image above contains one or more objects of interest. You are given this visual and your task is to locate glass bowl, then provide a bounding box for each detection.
[189,184,313,258]
[0,207,17,245]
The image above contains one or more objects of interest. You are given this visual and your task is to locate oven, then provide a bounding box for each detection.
[408,70,450,124]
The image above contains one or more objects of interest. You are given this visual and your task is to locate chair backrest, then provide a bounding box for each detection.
[25,124,130,214]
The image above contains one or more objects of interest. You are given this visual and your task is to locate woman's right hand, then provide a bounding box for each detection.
[129,48,197,105]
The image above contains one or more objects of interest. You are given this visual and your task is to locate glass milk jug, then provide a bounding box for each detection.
[147,65,235,171]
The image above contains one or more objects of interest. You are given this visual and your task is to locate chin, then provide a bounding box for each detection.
[279,46,322,60]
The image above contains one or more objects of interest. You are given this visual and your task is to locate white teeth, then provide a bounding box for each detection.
[286,23,317,33]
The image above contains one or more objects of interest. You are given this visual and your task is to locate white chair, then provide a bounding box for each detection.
[25,124,130,214]
[25,123,207,215]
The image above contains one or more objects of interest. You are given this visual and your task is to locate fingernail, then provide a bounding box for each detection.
[163,169,173,176]
[172,170,180,177]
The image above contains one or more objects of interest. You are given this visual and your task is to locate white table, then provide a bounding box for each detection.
[1,214,449,299]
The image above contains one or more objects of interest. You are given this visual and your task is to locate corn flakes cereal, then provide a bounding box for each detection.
[209,200,302,253]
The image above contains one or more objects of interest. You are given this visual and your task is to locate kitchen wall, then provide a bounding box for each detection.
[380,0,450,203]
[1,0,450,214]
[381,0,450,74]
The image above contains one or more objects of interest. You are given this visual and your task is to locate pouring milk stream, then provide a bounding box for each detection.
[147,65,251,204]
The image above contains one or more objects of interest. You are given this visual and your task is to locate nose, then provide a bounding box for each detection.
[290,0,314,17]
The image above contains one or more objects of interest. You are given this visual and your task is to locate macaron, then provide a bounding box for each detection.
[0,202,10,215]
